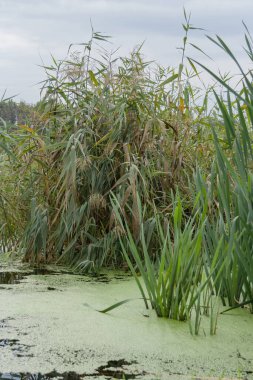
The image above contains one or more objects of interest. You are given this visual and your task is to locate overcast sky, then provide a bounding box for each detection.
[0,0,252,103]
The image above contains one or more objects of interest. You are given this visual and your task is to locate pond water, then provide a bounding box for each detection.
[0,263,252,379]
[0,359,140,379]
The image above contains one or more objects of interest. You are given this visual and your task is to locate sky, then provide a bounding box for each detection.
[0,0,252,103]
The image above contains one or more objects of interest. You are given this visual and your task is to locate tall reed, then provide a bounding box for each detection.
[111,191,212,320]
[193,29,253,311]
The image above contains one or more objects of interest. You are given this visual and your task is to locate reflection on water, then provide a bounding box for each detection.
[0,269,70,285]
[0,272,24,284]
[0,269,65,284]
[0,269,130,285]
[0,373,84,380]
[0,361,141,380]
[0,338,33,358]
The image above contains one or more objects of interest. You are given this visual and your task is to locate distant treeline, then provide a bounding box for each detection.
[0,99,36,125]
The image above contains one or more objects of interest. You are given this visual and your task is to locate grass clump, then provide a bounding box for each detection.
[111,191,208,320]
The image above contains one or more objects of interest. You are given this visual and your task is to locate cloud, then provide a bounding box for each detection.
[0,30,36,51]
[0,0,252,102]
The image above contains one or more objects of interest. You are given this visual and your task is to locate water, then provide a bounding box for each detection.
[0,266,252,379]
[0,269,121,285]
[0,360,141,379]
[0,272,24,285]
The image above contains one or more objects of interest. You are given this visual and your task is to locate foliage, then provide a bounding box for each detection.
[193,30,253,311]
[0,99,37,126]
[0,14,252,331]
[15,26,213,269]
[111,191,209,320]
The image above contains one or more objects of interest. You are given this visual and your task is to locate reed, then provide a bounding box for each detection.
[193,30,253,311]
[0,14,252,325]
[111,191,210,320]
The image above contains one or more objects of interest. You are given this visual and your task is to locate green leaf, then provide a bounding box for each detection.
[88,70,99,87]
[159,74,178,87]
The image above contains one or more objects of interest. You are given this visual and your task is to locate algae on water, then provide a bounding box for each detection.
[0,267,252,379]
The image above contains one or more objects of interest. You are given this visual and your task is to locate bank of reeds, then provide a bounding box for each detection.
[193,32,253,311]
[0,17,252,328]
[16,24,214,270]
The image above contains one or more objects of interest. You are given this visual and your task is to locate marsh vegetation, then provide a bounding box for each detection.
[0,13,252,341]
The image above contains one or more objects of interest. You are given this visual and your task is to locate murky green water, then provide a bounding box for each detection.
[0,263,252,379]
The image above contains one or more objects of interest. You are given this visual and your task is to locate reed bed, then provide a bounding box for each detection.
[0,15,252,332]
